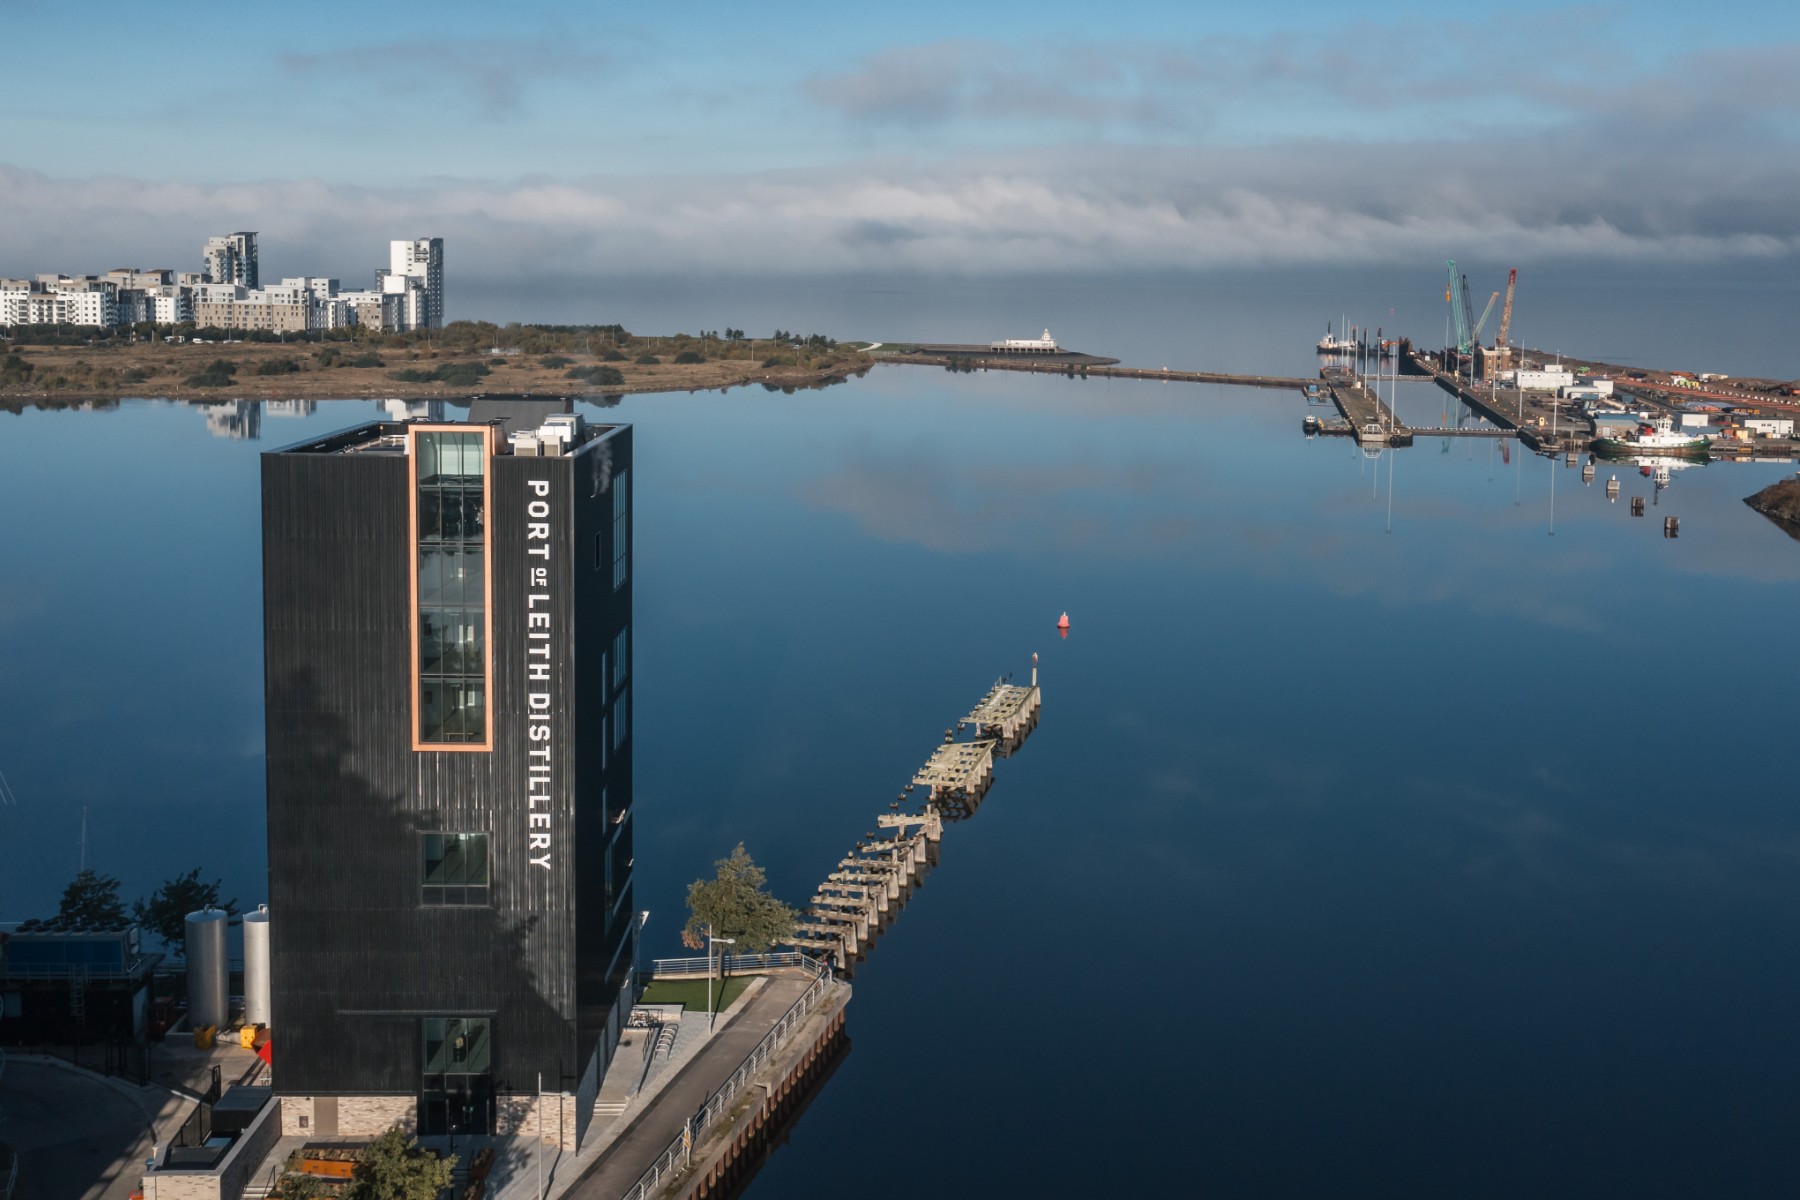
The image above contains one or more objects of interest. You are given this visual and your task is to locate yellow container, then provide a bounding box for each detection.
[193,1024,216,1050]
[240,1025,258,1049]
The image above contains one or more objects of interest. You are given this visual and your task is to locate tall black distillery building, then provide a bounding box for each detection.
[261,409,634,1148]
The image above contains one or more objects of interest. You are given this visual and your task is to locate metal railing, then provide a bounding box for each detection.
[618,959,836,1200]
[648,951,811,977]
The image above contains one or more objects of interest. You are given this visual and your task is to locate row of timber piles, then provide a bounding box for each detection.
[785,673,1043,973]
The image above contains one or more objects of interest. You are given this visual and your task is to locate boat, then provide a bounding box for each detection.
[1593,415,1710,460]
[1317,323,1354,354]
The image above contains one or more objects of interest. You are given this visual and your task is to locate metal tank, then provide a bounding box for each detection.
[242,905,272,1027]
[185,907,230,1030]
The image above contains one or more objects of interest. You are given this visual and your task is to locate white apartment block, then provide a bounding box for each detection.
[388,237,443,328]
[4,235,442,332]
[0,278,116,327]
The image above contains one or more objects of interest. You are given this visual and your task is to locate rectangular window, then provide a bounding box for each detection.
[412,428,491,749]
[612,685,629,752]
[421,832,490,906]
[612,626,629,691]
[611,467,629,590]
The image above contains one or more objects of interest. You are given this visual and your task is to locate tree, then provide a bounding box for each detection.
[58,869,126,927]
[270,1173,332,1200]
[133,868,237,951]
[347,1127,454,1200]
[681,843,797,953]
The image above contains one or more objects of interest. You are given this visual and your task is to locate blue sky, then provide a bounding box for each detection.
[2,0,1797,289]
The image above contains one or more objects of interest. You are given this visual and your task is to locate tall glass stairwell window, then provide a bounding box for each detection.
[414,430,490,746]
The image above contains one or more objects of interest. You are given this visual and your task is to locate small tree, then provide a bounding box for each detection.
[270,1172,331,1200]
[348,1127,454,1200]
[681,843,797,953]
[59,869,126,926]
[133,869,237,951]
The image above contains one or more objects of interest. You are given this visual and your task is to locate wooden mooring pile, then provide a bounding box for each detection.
[785,664,1043,971]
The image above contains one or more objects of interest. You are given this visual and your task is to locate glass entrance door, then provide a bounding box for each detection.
[419,1016,496,1135]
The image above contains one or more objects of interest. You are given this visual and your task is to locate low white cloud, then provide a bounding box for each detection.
[3,128,1796,293]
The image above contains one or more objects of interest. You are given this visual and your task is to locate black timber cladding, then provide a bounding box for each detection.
[261,420,632,1101]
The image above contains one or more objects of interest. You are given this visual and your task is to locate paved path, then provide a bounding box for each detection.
[0,1059,185,1200]
[559,974,813,1200]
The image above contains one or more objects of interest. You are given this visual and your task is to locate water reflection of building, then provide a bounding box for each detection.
[265,400,316,419]
[200,400,261,440]
[261,407,635,1149]
[384,398,445,422]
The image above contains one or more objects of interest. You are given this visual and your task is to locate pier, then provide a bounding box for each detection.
[785,665,1042,972]
[878,352,1311,391]
[1421,358,1593,453]
[1320,365,1408,445]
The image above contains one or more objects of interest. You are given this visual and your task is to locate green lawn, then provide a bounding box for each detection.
[638,976,753,1013]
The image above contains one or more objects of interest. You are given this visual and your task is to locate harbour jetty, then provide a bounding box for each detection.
[787,668,1042,971]
[878,348,1311,391]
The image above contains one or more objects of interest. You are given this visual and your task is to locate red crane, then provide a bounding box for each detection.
[1497,269,1518,349]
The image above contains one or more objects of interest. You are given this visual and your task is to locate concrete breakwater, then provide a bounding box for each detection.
[880,353,1311,390]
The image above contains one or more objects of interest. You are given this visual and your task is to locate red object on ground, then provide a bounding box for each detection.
[257,1039,273,1067]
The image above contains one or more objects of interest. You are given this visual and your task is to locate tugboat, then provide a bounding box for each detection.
[1594,414,1710,460]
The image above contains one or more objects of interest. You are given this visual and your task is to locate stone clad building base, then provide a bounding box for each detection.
[279,1091,588,1151]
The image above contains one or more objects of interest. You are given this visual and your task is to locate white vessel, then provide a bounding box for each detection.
[1595,414,1710,459]
[1317,323,1355,353]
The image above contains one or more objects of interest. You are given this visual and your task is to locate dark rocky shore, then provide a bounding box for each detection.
[1745,475,1800,540]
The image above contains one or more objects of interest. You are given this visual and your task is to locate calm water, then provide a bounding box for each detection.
[3,277,1800,1196]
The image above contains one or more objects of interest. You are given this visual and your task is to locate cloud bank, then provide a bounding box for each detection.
[3,126,1796,294]
[3,28,1797,286]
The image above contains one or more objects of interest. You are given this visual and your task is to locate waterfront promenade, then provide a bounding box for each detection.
[472,966,846,1200]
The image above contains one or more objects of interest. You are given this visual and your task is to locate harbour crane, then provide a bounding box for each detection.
[1472,290,1501,340]
[1459,274,1478,354]
[1497,268,1518,349]
[1448,260,1472,354]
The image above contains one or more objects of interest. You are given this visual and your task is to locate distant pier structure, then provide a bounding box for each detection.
[889,329,1119,367]
[989,328,1061,354]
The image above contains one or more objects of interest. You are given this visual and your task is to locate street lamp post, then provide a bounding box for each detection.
[633,911,650,1001]
[707,931,736,1032]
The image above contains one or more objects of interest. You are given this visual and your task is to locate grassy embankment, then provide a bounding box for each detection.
[0,322,871,412]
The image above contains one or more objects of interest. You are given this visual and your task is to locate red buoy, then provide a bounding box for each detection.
[1056,612,1070,630]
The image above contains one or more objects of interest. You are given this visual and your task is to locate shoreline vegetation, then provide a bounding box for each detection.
[0,321,873,413]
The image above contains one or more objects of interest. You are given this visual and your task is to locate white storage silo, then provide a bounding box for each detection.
[242,905,271,1027]
[185,907,230,1030]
